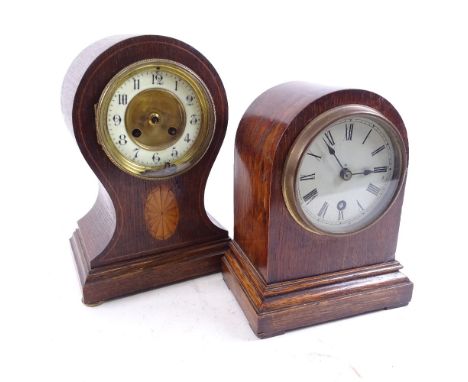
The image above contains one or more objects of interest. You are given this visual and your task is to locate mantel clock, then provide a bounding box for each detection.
[62,35,229,305]
[222,82,413,338]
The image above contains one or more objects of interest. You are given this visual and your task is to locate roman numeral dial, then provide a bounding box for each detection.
[292,113,403,234]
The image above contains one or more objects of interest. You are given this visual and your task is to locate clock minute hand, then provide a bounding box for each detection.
[323,139,344,169]
[351,169,373,176]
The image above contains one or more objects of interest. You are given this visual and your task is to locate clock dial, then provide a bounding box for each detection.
[284,108,404,234]
[96,59,215,178]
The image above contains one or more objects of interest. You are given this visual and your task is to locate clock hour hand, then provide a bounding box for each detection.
[323,139,344,169]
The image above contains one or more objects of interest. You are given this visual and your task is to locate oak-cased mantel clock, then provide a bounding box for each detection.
[62,35,230,305]
[222,82,413,338]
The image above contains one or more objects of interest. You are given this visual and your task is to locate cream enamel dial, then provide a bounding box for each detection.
[96,59,215,178]
[283,106,405,234]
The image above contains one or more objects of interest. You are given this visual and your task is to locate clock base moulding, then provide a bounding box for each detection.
[222,242,413,338]
[71,228,229,305]
[68,184,230,306]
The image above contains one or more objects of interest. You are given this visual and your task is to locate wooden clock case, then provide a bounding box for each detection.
[62,35,230,305]
[222,82,413,338]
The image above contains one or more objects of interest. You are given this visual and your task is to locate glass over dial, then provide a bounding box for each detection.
[284,107,405,234]
[96,59,215,178]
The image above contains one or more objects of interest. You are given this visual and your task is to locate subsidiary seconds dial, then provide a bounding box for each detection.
[284,107,405,234]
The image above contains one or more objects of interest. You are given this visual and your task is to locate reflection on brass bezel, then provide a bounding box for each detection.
[96,59,215,179]
[282,105,407,236]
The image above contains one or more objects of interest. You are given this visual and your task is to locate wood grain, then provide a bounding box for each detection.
[225,82,413,337]
[233,82,409,283]
[72,231,228,305]
[223,240,413,338]
[62,35,230,304]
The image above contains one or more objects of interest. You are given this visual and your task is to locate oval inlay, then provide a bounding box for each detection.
[144,186,179,240]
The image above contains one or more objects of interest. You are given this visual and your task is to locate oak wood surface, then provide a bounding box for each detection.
[234,82,409,283]
[225,82,413,337]
[223,242,413,338]
[62,35,230,304]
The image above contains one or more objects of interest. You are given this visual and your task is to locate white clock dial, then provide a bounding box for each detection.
[96,60,215,179]
[294,115,402,234]
[107,70,201,167]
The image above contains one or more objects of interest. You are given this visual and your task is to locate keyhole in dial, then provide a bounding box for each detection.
[149,113,160,125]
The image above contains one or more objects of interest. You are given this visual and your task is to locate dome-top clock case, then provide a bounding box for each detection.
[222,82,413,338]
[62,35,230,305]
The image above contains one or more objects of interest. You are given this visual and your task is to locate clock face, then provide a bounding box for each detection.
[283,106,405,234]
[96,59,215,178]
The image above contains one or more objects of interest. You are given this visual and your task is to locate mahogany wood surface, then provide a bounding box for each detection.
[225,82,413,337]
[62,35,230,304]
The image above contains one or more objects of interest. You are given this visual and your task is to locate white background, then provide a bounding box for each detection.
[2,1,467,381]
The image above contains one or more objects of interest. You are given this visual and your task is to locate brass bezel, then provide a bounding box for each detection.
[282,104,407,236]
[96,59,216,179]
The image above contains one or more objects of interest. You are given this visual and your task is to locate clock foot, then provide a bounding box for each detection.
[81,298,103,307]
[71,229,230,305]
[222,241,413,339]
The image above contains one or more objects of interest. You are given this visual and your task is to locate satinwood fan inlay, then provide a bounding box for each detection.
[144,186,179,240]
